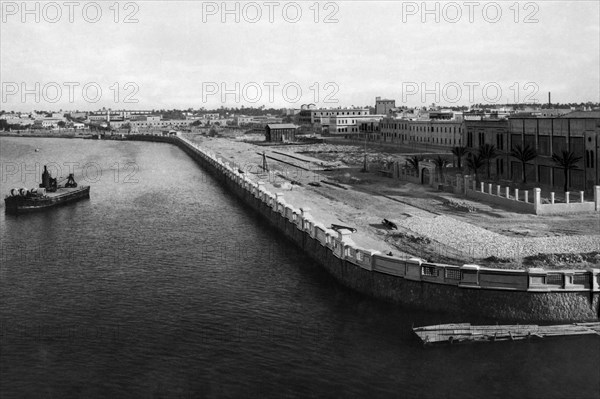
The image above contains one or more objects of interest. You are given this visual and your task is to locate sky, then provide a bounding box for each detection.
[1,0,599,111]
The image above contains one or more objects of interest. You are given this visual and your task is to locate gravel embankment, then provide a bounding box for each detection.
[400,215,600,261]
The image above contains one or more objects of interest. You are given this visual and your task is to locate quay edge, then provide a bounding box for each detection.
[131,135,600,323]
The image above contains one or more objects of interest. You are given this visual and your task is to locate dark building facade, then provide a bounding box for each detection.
[464,118,510,179]
[465,116,600,192]
[508,117,599,192]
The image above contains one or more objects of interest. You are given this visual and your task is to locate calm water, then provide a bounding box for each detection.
[0,137,598,399]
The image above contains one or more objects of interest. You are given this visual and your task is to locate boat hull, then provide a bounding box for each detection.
[4,186,90,214]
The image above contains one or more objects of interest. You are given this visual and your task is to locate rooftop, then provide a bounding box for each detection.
[266,124,299,129]
[560,111,600,118]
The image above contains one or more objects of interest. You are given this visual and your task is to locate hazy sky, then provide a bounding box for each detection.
[1,1,599,111]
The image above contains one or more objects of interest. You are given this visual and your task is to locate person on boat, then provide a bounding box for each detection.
[41,165,50,188]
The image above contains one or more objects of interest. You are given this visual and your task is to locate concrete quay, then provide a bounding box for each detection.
[135,135,600,322]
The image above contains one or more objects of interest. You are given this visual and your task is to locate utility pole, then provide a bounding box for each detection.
[262,151,269,172]
[363,130,367,172]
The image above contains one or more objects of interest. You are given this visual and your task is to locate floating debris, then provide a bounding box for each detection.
[413,322,600,346]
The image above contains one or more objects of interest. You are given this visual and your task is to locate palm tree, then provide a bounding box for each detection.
[406,155,422,174]
[478,144,499,179]
[510,144,537,183]
[451,146,468,170]
[433,155,450,181]
[552,150,582,193]
[466,153,485,183]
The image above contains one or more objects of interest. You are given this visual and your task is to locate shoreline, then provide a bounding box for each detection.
[0,132,89,139]
[4,133,599,270]
[164,134,600,322]
[3,134,599,321]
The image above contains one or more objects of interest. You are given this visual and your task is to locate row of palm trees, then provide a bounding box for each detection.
[407,144,582,192]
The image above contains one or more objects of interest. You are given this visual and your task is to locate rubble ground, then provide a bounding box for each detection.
[187,134,600,270]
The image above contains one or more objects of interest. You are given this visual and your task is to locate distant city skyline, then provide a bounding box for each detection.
[1,1,599,112]
[3,100,600,115]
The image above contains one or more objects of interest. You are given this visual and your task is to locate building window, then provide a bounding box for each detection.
[496,133,504,150]
[538,136,550,156]
[496,158,504,176]
[586,150,595,168]
[553,136,567,154]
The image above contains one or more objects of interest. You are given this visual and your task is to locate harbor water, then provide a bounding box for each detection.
[1,137,598,398]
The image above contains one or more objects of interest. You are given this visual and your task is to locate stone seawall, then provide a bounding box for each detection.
[138,135,600,322]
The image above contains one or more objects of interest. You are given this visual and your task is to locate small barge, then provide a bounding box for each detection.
[4,165,90,214]
[413,322,600,346]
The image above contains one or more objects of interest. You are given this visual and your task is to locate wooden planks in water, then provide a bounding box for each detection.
[413,322,600,345]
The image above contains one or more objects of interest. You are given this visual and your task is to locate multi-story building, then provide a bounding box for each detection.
[1,113,24,123]
[235,115,254,126]
[375,117,464,149]
[33,118,63,128]
[311,108,370,124]
[1,114,35,126]
[110,116,193,131]
[68,112,88,119]
[325,114,385,137]
[464,118,509,178]
[507,115,599,192]
[465,113,600,192]
[200,113,220,120]
[298,103,317,125]
[283,108,301,116]
[358,119,381,141]
[375,97,396,116]
[88,111,132,122]
[298,105,370,127]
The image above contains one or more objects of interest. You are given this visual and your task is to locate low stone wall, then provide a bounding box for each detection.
[466,188,535,213]
[142,135,599,322]
[536,199,598,215]
[459,175,600,215]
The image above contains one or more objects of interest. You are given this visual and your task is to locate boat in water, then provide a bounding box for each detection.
[4,165,90,214]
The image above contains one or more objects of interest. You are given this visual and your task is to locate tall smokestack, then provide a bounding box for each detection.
[548,92,551,107]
